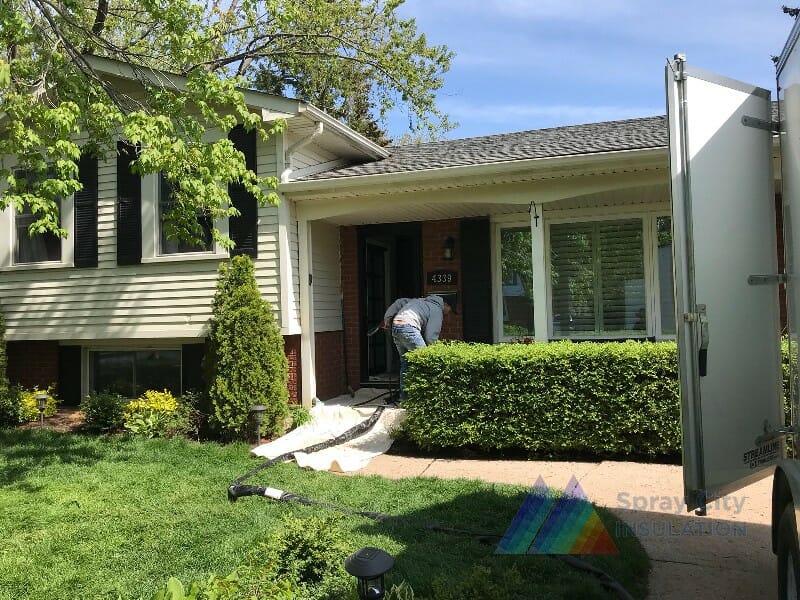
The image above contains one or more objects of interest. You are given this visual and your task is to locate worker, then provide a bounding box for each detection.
[382,294,457,401]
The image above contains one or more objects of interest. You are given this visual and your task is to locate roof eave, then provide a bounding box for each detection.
[280,146,669,197]
[84,54,304,118]
[299,105,391,160]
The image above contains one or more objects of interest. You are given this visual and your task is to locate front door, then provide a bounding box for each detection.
[358,223,423,384]
[365,240,390,377]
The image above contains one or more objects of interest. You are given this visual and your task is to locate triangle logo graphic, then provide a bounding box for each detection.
[496,475,618,555]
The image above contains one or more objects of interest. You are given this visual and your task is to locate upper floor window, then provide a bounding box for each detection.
[158,174,213,255]
[14,199,62,264]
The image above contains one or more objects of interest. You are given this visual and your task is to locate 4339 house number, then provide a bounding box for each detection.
[427,270,458,285]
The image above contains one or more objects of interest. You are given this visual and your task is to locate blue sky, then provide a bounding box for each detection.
[387,0,795,140]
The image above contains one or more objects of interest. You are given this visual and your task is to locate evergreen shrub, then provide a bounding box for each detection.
[402,340,681,457]
[80,390,127,432]
[204,255,288,440]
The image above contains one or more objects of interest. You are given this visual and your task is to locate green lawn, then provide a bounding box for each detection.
[0,429,649,599]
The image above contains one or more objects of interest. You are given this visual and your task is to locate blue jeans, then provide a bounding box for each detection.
[391,324,426,400]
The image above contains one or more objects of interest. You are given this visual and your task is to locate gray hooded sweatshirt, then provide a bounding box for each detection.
[383,295,445,345]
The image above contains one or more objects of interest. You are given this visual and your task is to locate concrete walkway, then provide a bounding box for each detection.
[355,455,775,600]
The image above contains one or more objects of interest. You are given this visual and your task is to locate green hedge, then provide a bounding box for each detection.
[402,340,681,457]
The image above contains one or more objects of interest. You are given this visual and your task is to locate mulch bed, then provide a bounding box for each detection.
[17,407,85,433]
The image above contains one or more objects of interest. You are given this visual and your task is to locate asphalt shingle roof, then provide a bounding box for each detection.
[300,115,668,181]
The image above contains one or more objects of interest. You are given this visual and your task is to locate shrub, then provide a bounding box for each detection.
[80,390,127,433]
[0,385,22,427]
[402,340,681,457]
[253,513,352,600]
[124,389,178,438]
[289,404,312,430]
[204,255,289,440]
[18,386,59,422]
[0,310,14,427]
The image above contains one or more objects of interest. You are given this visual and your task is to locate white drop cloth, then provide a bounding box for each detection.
[251,403,405,472]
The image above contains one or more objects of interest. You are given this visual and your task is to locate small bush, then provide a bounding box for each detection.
[0,385,22,427]
[122,389,199,439]
[402,340,681,457]
[18,386,59,422]
[80,390,127,433]
[257,513,351,597]
[289,404,312,430]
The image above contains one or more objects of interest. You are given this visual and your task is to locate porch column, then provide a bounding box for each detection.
[531,209,549,341]
[297,211,317,407]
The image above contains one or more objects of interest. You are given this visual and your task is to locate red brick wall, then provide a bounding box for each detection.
[341,226,361,391]
[7,341,59,391]
[421,220,464,340]
[314,330,346,400]
[283,335,301,405]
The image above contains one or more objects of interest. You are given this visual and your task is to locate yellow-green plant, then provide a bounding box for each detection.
[124,389,177,438]
[18,386,59,422]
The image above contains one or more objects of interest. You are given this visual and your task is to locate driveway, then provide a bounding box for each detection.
[356,456,775,599]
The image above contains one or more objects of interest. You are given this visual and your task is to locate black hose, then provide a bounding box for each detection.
[228,405,386,500]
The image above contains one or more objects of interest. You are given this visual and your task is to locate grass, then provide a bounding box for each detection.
[0,429,649,599]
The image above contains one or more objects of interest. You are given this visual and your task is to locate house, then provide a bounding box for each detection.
[2,57,734,408]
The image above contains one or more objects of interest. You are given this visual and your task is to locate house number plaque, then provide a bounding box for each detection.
[427,270,458,285]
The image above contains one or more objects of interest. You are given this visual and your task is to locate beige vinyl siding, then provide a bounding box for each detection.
[0,136,284,341]
[288,199,301,327]
[311,221,342,332]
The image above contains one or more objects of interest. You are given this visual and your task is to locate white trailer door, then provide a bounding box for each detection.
[666,57,785,512]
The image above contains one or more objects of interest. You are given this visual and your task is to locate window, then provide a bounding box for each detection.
[158,174,213,255]
[656,216,676,335]
[90,349,181,398]
[500,227,534,338]
[15,200,62,264]
[550,219,645,337]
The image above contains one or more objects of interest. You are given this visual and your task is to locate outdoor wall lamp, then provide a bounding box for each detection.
[443,236,456,260]
[35,392,49,428]
[249,404,268,444]
[345,546,394,600]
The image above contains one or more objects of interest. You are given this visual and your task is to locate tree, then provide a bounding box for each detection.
[0,0,452,246]
[204,255,288,440]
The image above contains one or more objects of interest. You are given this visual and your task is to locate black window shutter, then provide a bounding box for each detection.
[74,153,99,268]
[460,218,493,343]
[57,345,82,406]
[182,343,207,394]
[116,141,142,265]
[228,125,258,258]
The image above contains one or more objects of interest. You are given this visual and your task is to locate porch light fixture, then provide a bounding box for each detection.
[345,546,394,600]
[443,236,456,260]
[250,404,268,444]
[35,392,49,428]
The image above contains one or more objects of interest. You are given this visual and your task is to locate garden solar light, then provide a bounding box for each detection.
[249,404,268,443]
[345,546,394,600]
[35,392,48,428]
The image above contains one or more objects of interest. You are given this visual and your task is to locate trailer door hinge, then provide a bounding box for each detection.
[755,425,800,445]
[741,115,779,133]
[748,273,787,286]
